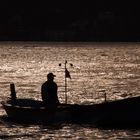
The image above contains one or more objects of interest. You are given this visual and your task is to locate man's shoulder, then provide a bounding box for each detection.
[42,81,57,86]
[42,81,47,86]
[53,81,57,86]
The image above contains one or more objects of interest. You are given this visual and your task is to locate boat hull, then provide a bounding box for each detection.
[2,99,72,123]
[2,96,140,126]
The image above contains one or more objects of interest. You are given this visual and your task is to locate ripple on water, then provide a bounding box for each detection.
[0,42,140,139]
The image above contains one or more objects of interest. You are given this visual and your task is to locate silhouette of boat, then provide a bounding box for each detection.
[2,95,140,126]
[1,99,73,123]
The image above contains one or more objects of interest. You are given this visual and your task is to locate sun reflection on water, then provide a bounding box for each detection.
[0,42,140,139]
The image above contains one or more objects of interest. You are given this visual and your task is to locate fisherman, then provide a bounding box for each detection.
[41,73,59,105]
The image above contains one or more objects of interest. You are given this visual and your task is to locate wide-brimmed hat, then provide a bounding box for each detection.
[47,73,56,78]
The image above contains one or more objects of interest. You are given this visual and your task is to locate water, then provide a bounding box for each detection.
[0,42,140,139]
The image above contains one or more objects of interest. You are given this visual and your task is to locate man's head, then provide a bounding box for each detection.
[47,73,56,81]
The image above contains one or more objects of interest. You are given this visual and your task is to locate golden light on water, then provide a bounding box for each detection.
[0,42,140,139]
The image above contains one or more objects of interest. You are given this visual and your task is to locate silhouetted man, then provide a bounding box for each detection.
[41,73,59,105]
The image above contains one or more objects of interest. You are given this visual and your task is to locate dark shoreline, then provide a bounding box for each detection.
[0,41,140,48]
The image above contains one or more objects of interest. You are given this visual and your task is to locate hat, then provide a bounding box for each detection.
[47,73,56,78]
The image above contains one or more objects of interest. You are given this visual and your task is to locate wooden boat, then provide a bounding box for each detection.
[2,83,140,126]
[1,99,73,123]
[2,95,140,126]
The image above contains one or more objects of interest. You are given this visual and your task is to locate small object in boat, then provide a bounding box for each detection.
[10,83,16,101]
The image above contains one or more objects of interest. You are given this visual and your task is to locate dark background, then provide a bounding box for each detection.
[0,1,140,41]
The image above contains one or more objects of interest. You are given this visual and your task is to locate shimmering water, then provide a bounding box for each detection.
[0,42,140,139]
